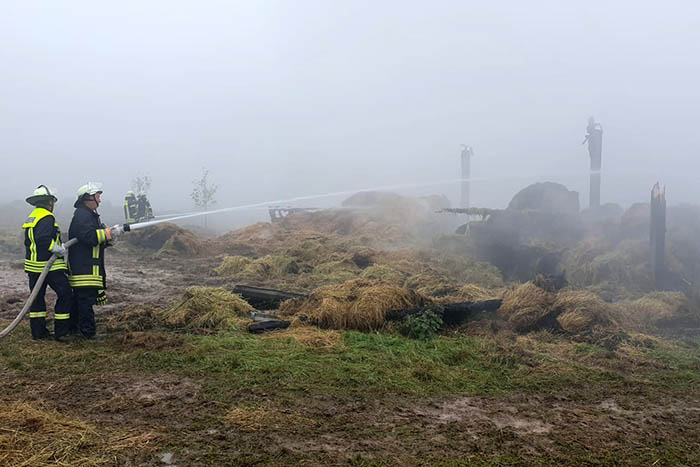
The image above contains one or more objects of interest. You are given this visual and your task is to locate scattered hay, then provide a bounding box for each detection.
[611,292,700,333]
[214,255,252,276]
[106,304,162,332]
[500,283,555,332]
[106,287,252,334]
[242,255,300,279]
[553,290,615,334]
[164,287,253,332]
[225,406,317,432]
[215,255,300,279]
[226,407,268,431]
[404,271,457,297]
[311,259,360,284]
[261,326,343,350]
[454,284,498,302]
[0,401,158,466]
[279,279,428,331]
[360,264,405,284]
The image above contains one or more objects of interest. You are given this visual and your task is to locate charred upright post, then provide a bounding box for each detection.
[650,183,667,290]
[460,145,474,209]
[583,117,603,208]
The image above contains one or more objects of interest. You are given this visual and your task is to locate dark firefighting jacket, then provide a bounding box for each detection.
[124,195,138,223]
[22,208,68,274]
[136,197,153,221]
[68,205,111,288]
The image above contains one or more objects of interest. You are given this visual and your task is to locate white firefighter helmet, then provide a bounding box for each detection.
[26,185,58,206]
[74,182,103,207]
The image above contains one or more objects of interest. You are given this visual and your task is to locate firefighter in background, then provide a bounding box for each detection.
[124,191,138,223]
[21,185,73,340]
[68,183,124,339]
[136,192,154,222]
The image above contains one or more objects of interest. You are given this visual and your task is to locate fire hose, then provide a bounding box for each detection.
[0,223,131,340]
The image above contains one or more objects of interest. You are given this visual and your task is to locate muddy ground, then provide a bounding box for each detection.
[2,244,700,466]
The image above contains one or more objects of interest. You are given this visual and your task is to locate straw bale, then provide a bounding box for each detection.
[611,291,700,333]
[0,401,157,466]
[279,279,428,331]
[500,282,556,332]
[553,289,614,334]
[127,223,203,256]
[561,238,652,296]
[163,286,253,332]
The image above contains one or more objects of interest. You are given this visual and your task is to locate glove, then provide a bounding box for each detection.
[108,224,124,240]
[51,243,67,257]
[96,289,108,306]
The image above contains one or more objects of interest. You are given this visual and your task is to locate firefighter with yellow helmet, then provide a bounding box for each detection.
[68,183,124,339]
[22,185,73,340]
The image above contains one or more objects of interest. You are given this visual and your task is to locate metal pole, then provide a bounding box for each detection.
[460,145,473,209]
[650,183,666,290]
[584,117,603,208]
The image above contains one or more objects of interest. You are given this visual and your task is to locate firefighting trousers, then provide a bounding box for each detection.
[72,288,98,338]
[28,270,73,339]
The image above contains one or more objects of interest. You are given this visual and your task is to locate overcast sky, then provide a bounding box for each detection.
[1,0,699,215]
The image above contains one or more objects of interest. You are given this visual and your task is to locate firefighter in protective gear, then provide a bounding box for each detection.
[124,191,138,223]
[22,185,74,340]
[68,183,123,338]
[136,192,154,222]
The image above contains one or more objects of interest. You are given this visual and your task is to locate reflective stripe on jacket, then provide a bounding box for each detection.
[22,208,67,273]
[68,205,110,288]
[124,195,138,223]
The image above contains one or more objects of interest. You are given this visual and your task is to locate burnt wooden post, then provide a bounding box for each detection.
[583,117,603,208]
[650,183,667,290]
[460,145,474,209]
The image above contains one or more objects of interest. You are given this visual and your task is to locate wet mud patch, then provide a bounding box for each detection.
[239,394,700,463]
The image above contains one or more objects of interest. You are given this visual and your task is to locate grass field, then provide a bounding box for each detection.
[2,322,700,466]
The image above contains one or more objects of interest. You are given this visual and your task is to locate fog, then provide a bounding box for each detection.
[2,0,699,227]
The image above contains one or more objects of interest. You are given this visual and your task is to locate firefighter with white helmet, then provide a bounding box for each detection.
[22,185,74,340]
[67,183,124,339]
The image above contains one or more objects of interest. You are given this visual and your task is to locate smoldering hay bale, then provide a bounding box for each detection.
[279,279,429,331]
[553,289,615,334]
[611,291,700,333]
[164,286,253,331]
[108,287,253,333]
[499,282,556,332]
[126,222,204,256]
